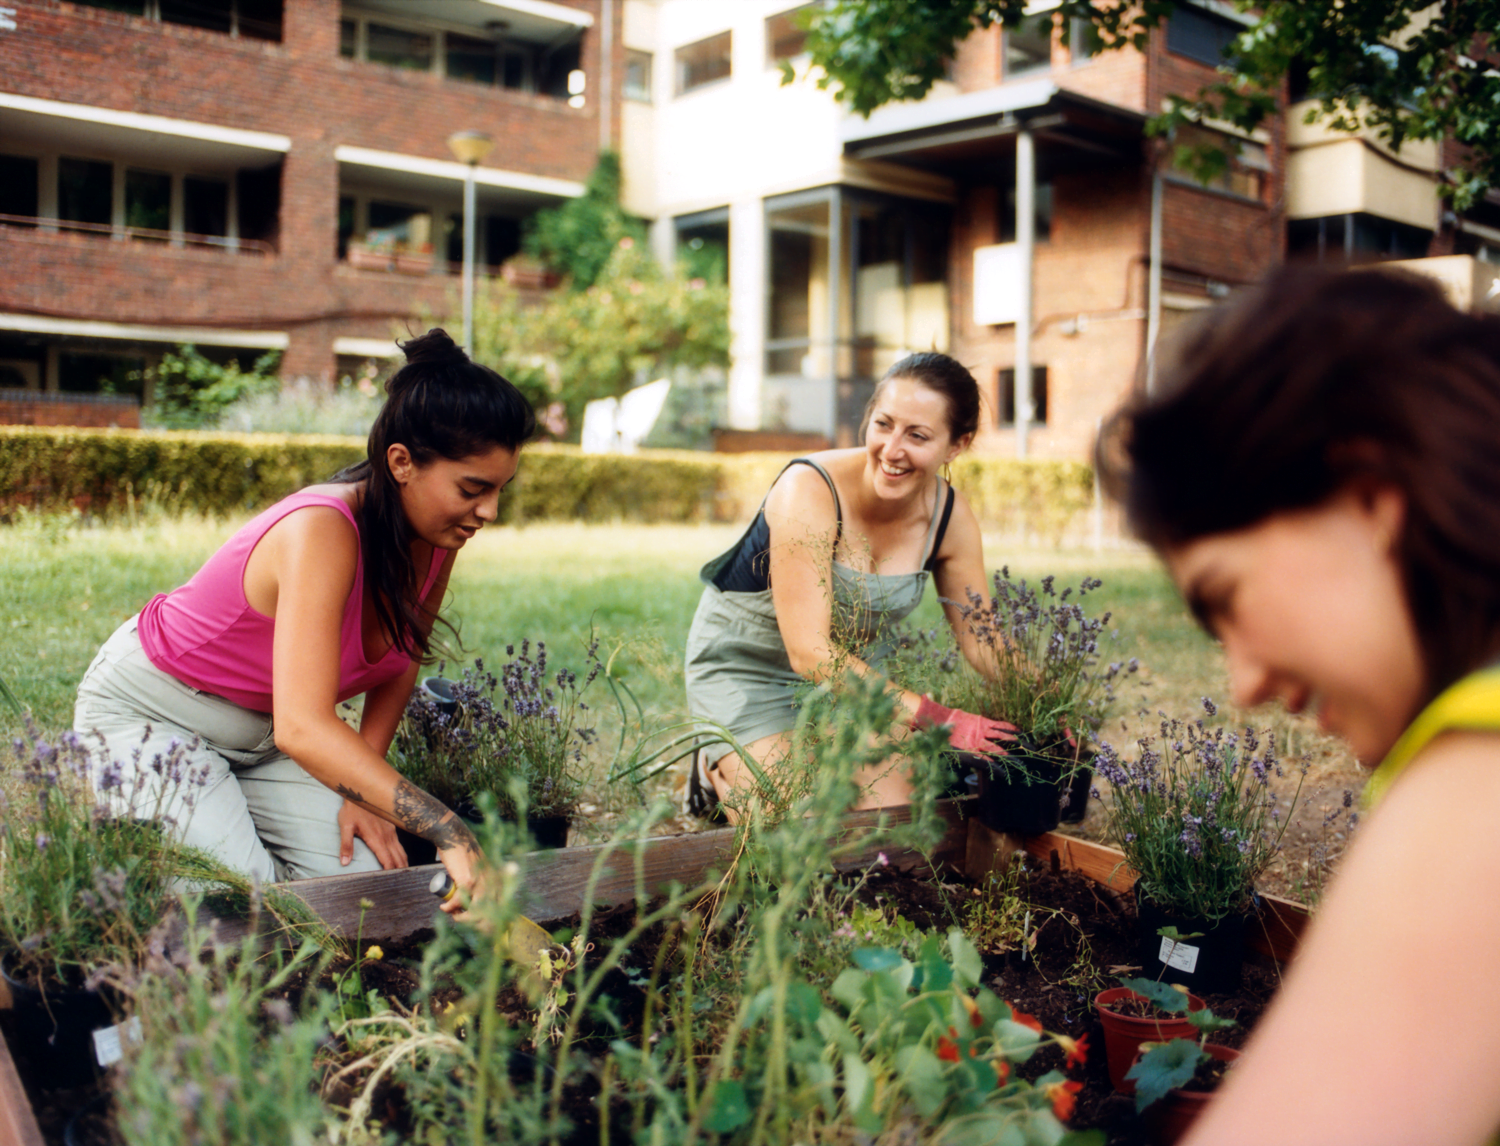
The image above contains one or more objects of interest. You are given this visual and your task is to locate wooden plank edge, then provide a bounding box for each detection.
[281,799,974,941]
[1003,830,1312,965]
[0,1015,45,1146]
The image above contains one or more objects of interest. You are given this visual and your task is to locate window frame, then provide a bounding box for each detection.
[997,365,1049,427]
[765,5,814,68]
[623,48,653,102]
[675,29,733,97]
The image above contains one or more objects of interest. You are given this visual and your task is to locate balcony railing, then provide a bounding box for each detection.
[0,214,275,256]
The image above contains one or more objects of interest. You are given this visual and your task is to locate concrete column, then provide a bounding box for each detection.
[1014,126,1035,458]
[1146,168,1162,394]
[727,197,764,430]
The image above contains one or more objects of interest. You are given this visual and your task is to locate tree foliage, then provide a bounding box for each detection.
[522,150,647,289]
[466,237,730,429]
[800,0,1500,208]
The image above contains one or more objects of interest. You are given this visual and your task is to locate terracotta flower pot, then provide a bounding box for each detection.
[1137,1042,1241,1146]
[1093,985,1206,1094]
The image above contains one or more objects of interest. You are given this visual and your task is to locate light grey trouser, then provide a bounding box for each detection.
[72,617,380,884]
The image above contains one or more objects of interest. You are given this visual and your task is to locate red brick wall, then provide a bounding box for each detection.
[0,393,140,428]
[1,0,615,383]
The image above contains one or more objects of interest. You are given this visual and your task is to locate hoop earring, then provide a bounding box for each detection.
[940,461,953,483]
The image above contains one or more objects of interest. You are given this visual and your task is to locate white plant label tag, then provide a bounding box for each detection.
[1159,937,1200,974]
[92,1016,142,1067]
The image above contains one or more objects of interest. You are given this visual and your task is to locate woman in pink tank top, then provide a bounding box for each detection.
[73,329,535,912]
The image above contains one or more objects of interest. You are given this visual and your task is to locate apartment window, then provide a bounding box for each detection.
[1004,14,1052,79]
[999,366,1048,426]
[676,31,732,95]
[76,0,282,41]
[1169,124,1268,201]
[340,18,357,57]
[448,32,498,84]
[125,168,171,238]
[338,195,356,259]
[0,156,39,224]
[1167,4,1241,67]
[999,181,1053,242]
[367,22,432,70]
[766,6,812,65]
[624,49,653,101]
[1068,15,1103,60]
[59,157,113,232]
[184,176,229,238]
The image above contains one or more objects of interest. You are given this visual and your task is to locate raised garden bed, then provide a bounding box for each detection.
[0,801,1312,1146]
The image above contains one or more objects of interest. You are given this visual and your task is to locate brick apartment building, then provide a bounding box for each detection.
[0,0,619,419]
[621,0,1496,460]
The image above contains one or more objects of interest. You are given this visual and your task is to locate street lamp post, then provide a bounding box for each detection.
[446,130,494,356]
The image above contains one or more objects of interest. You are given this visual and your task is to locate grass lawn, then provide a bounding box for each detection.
[0,516,1360,898]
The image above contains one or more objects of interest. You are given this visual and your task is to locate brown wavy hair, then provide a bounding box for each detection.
[1098,265,1500,700]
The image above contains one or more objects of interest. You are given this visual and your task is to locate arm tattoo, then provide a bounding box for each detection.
[392,780,479,857]
[334,783,367,803]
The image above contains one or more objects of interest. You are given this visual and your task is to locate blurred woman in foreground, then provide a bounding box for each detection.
[1101,266,1500,1145]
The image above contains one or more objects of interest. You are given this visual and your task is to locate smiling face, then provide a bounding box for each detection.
[864,375,972,498]
[1163,485,1425,765]
[388,441,520,551]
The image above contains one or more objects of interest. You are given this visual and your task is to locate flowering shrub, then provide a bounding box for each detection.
[391,640,600,820]
[1095,698,1306,921]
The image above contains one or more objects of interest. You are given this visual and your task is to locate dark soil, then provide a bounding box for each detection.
[3,863,1278,1146]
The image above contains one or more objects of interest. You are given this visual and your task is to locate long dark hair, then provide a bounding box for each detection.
[1099,265,1500,699]
[332,329,536,660]
[862,351,982,442]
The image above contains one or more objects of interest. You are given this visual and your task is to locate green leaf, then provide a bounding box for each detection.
[948,928,984,988]
[786,980,823,1024]
[1058,1133,1108,1146]
[1117,977,1193,1014]
[843,1052,872,1118]
[854,946,904,972]
[703,1079,753,1132]
[993,1019,1041,1061]
[832,968,868,1012]
[1126,1038,1205,1112]
[935,1111,1026,1146]
[893,1044,948,1118]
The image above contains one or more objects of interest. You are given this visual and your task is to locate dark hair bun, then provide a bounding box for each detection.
[397,329,468,368]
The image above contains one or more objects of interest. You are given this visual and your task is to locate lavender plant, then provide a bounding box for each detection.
[0,723,333,988]
[886,570,1131,768]
[0,724,204,987]
[1094,698,1307,922]
[391,639,600,820]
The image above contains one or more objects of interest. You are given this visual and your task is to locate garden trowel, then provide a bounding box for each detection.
[429,869,556,971]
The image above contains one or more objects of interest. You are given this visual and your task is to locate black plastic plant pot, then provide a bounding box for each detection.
[418,676,459,716]
[1,954,122,1088]
[1058,755,1095,824]
[1135,887,1250,995]
[397,808,571,866]
[962,738,1065,836]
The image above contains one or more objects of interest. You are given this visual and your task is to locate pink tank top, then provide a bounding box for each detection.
[138,489,446,712]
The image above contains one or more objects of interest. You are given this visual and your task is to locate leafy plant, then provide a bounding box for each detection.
[1095,698,1307,922]
[136,345,282,430]
[466,235,731,428]
[1118,976,1238,1113]
[215,369,388,436]
[391,641,600,820]
[523,151,646,291]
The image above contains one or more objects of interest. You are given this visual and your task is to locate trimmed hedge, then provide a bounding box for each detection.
[0,427,1094,535]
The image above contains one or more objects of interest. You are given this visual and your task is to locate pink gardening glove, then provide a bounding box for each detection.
[912,696,1018,756]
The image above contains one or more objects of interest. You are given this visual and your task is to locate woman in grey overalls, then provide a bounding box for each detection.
[684,353,1016,817]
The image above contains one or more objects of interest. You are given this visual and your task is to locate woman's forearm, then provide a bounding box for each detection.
[278,718,479,856]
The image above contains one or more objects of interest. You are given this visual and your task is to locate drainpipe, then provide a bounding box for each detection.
[1146,166,1162,394]
[598,0,613,151]
[1015,126,1035,458]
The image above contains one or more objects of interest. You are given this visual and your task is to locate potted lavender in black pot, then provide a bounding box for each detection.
[390,639,598,860]
[888,570,1127,834]
[1094,699,1307,993]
